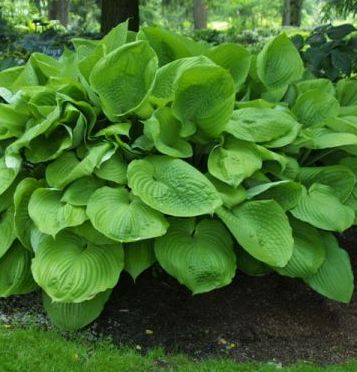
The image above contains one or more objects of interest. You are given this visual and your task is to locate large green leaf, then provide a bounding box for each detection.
[139,26,204,66]
[257,33,304,89]
[297,165,356,202]
[72,221,117,246]
[290,183,355,232]
[336,79,357,106]
[150,56,214,107]
[275,218,325,278]
[46,143,113,189]
[43,290,111,331]
[124,240,156,281]
[205,174,247,209]
[155,218,236,294]
[61,176,105,206]
[246,180,303,211]
[0,155,21,196]
[292,89,340,127]
[90,41,158,121]
[100,21,128,53]
[0,207,16,259]
[31,231,124,303]
[128,156,222,217]
[205,43,251,89]
[87,186,168,242]
[0,241,37,297]
[28,188,87,237]
[14,178,44,250]
[216,200,293,267]
[172,65,235,138]
[304,233,354,303]
[295,79,335,98]
[94,151,128,184]
[295,127,357,150]
[144,107,192,158]
[208,137,262,187]
[225,108,300,147]
[0,102,29,140]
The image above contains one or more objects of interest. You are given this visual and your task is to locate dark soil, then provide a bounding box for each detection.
[1,228,357,365]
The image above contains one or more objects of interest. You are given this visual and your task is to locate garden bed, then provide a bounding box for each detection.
[1,228,356,365]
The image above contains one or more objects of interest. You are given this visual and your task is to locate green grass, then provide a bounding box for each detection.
[0,326,356,372]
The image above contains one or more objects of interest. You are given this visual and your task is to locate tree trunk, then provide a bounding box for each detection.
[282,0,303,27]
[193,0,207,30]
[101,0,139,34]
[48,0,70,27]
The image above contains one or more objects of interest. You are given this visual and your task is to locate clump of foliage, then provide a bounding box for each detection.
[0,22,356,330]
[292,23,357,81]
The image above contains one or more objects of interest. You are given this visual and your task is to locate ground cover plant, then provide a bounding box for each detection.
[0,21,356,330]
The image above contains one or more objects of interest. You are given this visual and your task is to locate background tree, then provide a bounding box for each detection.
[101,0,139,34]
[48,0,70,27]
[282,0,304,26]
[193,0,207,29]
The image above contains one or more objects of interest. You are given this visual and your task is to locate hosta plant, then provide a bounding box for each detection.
[0,22,356,330]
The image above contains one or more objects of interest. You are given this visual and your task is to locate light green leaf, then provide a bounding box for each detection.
[216,200,293,267]
[0,103,29,140]
[144,107,193,158]
[128,156,222,217]
[226,108,300,147]
[87,186,168,242]
[295,79,335,97]
[295,127,357,150]
[101,21,128,53]
[292,89,340,127]
[28,188,87,237]
[291,183,355,232]
[46,143,113,189]
[246,180,303,211]
[14,178,44,250]
[139,26,204,66]
[0,207,16,259]
[155,218,236,294]
[304,232,354,303]
[0,241,37,297]
[172,65,235,138]
[257,33,304,89]
[0,155,21,196]
[61,176,105,206]
[71,221,117,246]
[90,41,158,121]
[298,165,356,202]
[336,79,357,106]
[94,151,128,184]
[31,231,124,303]
[275,218,325,278]
[150,56,214,107]
[208,137,262,187]
[205,174,247,209]
[43,290,111,331]
[205,43,251,89]
[124,240,156,281]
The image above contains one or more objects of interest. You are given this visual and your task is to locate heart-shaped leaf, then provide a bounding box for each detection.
[128,156,222,217]
[216,200,293,267]
[31,231,124,303]
[155,218,236,294]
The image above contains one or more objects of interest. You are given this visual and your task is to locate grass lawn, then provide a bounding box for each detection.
[0,326,356,372]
